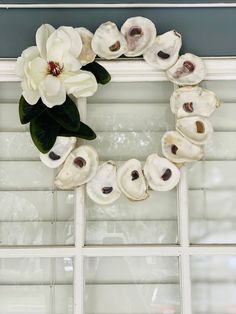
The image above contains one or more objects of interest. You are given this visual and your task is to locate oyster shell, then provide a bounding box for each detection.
[86,161,121,205]
[40,137,76,168]
[121,16,156,57]
[167,53,206,85]
[76,27,96,65]
[143,30,182,70]
[117,159,148,201]
[143,153,180,191]
[162,131,203,163]
[54,145,99,189]
[176,116,213,145]
[91,21,127,59]
[170,86,220,118]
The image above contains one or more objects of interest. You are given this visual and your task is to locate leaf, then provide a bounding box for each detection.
[47,96,80,131]
[82,61,111,85]
[30,111,60,153]
[58,122,96,140]
[19,96,47,124]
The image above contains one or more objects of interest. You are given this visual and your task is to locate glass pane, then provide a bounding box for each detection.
[85,82,179,245]
[85,256,181,314]
[191,255,236,314]
[189,80,236,244]
[0,83,74,246]
[0,257,73,314]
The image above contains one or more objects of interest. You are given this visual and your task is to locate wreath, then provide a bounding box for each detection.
[16,16,220,205]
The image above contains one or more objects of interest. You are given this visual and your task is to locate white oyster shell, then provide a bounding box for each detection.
[167,53,206,85]
[176,116,213,145]
[117,159,148,201]
[40,137,76,168]
[121,16,156,57]
[170,86,220,118]
[54,145,99,190]
[76,27,96,65]
[143,30,182,70]
[162,131,203,163]
[86,161,121,205]
[143,154,180,191]
[91,21,127,59]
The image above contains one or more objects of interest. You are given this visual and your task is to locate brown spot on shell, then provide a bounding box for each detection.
[131,170,139,181]
[183,61,195,73]
[74,157,86,168]
[171,145,178,155]
[49,151,61,160]
[196,120,205,133]
[129,26,143,37]
[102,186,113,194]
[183,102,194,113]
[157,51,170,59]
[161,168,172,181]
[109,41,121,52]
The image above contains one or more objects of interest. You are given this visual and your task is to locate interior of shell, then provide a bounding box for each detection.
[143,30,182,70]
[121,16,157,57]
[167,53,206,85]
[86,161,121,205]
[117,159,148,201]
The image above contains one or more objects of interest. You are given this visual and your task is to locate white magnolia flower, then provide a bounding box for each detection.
[16,24,97,107]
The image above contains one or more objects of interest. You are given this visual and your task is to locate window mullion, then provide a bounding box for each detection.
[74,97,87,314]
[178,166,192,314]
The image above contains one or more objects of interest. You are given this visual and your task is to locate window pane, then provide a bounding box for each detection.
[0,257,73,314]
[85,256,181,314]
[191,255,236,314]
[189,80,236,244]
[0,83,74,246]
[85,82,179,245]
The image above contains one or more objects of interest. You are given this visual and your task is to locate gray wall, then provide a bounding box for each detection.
[0,3,236,57]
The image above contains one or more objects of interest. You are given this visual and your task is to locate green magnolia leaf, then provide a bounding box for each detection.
[58,122,96,140]
[82,62,111,85]
[47,96,80,131]
[19,96,47,124]
[30,111,60,153]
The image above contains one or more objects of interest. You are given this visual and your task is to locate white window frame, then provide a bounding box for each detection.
[0,57,236,314]
[1,3,236,8]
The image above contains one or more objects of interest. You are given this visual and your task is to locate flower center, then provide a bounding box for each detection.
[48,61,63,76]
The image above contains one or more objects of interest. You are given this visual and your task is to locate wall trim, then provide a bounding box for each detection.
[1,58,236,83]
[1,2,236,8]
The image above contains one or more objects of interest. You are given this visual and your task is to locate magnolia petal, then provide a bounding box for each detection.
[36,24,55,59]
[39,75,66,108]
[64,70,98,98]
[62,51,82,72]
[22,46,39,59]
[58,26,83,58]
[26,57,48,89]
[46,29,71,62]
[43,75,61,96]
[15,57,25,77]
[16,46,39,77]
[22,82,40,105]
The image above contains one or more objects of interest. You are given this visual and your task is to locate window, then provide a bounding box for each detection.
[0,58,235,314]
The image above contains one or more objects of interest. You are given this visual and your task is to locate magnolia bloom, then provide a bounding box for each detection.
[16,24,97,107]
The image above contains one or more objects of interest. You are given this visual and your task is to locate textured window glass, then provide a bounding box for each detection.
[0,257,73,314]
[0,83,74,246]
[85,82,179,245]
[188,81,236,244]
[191,255,236,314]
[85,256,181,314]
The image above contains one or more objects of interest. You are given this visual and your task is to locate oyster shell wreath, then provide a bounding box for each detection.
[16,16,221,205]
